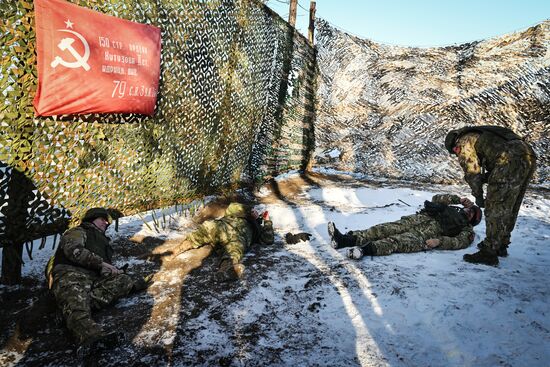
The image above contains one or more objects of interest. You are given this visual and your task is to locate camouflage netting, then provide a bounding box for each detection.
[315,19,549,187]
[0,0,316,244]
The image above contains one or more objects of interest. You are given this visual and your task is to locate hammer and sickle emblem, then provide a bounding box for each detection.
[50,29,91,71]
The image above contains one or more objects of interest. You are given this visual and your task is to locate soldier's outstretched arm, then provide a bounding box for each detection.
[438,226,475,250]
[168,239,195,259]
[431,194,461,205]
[455,135,484,203]
[137,237,194,261]
[61,227,104,270]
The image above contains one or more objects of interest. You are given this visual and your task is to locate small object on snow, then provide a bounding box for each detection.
[285,232,312,244]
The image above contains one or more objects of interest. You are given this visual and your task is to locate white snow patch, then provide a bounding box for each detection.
[2,175,549,367]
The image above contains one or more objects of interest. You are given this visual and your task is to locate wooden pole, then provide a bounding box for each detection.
[308,0,316,45]
[289,0,297,27]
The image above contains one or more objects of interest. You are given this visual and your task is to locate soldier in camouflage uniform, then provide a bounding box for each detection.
[445,126,537,266]
[49,208,151,354]
[328,194,482,260]
[167,202,274,281]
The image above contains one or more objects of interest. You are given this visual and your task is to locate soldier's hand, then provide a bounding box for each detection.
[100,262,122,276]
[460,197,474,208]
[425,239,440,249]
[475,196,485,208]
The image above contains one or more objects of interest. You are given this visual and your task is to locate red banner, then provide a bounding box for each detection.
[33,0,161,116]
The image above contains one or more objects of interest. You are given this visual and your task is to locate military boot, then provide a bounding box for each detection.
[496,244,509,257]
[463,247,499,266]
[77,331,124,366]
[132,274,154,292]
[477,240,508,257]
[216,260,244,282]
[347,243,376,260]
[476,240,486,250]
[327,222,356,249]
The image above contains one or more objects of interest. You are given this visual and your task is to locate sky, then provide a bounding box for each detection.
[264,0,550,47]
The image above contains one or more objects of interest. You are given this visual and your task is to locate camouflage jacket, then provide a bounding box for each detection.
[452,127,534,201]
[416,194,474,249]
[52,222,113,276]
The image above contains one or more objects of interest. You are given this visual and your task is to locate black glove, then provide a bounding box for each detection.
[285,232,312,244]
[475,196,485,208]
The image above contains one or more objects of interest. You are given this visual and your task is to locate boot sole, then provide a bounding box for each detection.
[327,222,340,249]
[347,247,363,260]
[463,255,499,266]
[477,242,508,257]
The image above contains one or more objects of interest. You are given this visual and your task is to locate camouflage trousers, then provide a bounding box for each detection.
[484,141,537,250]
[52,270,135,344]
[186,217,253,264]
[350,215,440,256]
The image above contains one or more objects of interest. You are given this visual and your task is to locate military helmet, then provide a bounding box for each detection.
[444,129,461,154]
[224,202,249,218]
[82,207,112,224]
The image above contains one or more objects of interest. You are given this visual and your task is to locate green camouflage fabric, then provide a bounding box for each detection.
[178,203,274,264]
[52,270,134,344]
[454,132,537,250]
[52,222,113,276]
[51,221,135,344]
[350,194,474,255]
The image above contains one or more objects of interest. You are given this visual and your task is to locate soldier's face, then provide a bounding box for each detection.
[92,216,110,232]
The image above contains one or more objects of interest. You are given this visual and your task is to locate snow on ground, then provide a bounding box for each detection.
[1,173,549,366]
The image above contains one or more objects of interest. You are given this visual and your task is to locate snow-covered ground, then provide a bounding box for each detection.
[1,173,549,366]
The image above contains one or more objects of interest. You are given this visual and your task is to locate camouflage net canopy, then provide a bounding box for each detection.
[315,19,550,187]
[0,0,316,243]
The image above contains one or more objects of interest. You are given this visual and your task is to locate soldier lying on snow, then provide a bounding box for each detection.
[156,202,274,281]
[46,208,153,357]
[328,194,482,259]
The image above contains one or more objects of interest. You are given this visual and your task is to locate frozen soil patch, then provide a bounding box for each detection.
[1,173,549,366]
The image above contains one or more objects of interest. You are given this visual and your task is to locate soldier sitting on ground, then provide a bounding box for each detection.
[46,208,152,357]
[328,194,482,259]
[162,202,274,281]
